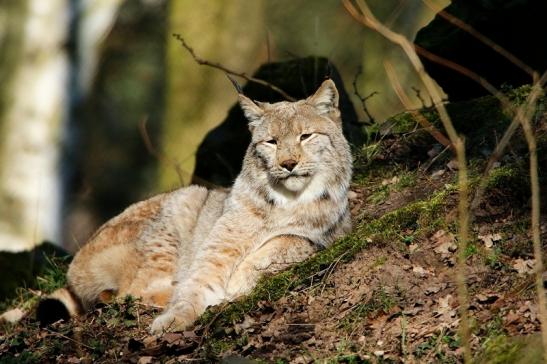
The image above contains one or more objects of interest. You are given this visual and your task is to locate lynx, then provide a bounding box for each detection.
[37,79,353,333]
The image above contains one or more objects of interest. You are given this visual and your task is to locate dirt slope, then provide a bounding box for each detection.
[1,89,546,363]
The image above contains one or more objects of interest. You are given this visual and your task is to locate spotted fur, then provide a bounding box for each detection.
[38,80,352,333]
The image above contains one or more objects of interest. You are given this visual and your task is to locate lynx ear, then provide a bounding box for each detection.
[307,79,339,116]
[239,94,264,129]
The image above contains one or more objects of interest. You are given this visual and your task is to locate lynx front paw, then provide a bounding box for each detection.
[150,306,196,334]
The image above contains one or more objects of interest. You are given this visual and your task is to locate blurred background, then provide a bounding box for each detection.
[3,0,544,255]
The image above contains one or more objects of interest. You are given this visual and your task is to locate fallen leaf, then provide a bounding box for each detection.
[436,294,457,322]
[505,310,520,325]
[424,283,444,295]
[412,266,430,277]
[142,336,158,348]
[476,293,499,305]
[138,357,154,364]
[431,169,445,179]
[432,230,457,255]
[447,159,459,171]
[162,332,184,345]
[513,259,535,275]
[479,233,502,248]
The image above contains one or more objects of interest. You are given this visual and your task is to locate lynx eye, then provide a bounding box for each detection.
[265,139,277,145]
[300,133,312,141]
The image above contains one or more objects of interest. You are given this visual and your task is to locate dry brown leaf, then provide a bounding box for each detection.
[142,336,158,348]
[512,258,535,275]
[431,169,446,179]
[446,159,459,171]
[432,230,457,255]
[137,356,154,364]
[505,310,520,325]
[162,332,183,345]
[476,293,499,305]
[478,233,502,248]
[412,266,430,277]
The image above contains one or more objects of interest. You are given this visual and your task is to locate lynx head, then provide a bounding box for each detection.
[238,79,352,199]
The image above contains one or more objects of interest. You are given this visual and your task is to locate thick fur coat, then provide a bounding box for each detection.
[38,79,353,334]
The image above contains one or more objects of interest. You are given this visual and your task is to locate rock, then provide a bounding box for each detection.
[192,57,362,187]
[0,241,70,302]
[415,0,547,101]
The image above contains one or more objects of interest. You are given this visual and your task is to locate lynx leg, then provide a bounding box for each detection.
[225,234,317,299]
[150,234,317,333]
[122,257,177,308]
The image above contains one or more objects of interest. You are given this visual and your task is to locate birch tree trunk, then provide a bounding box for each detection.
[0,1,69,252]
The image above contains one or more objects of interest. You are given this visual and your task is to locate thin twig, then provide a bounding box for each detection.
[413,44,512,107]
[470,72,547,211]
[344,1,472,361]
[172,33,296,101]
[516,78,547,361]
[320,250,350,295]
[138,117,185,186]
[139,117,220,188]
[348,0,536,204]
[352,66,378,124]
[384,61,453,152]
[43,327,95,350]
[422,144,450,172]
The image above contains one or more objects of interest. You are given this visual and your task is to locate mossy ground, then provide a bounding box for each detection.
[1,88,546,363]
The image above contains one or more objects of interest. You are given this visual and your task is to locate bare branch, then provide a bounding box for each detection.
[346,0,547,359]
[352,66,378,124]
[225,73,243,94]
[512,74,547,357]
[172,33,296,101]
[138,117,186,186]
[344,1,472,360]
[384,61,454,152]
[470,71,547,211]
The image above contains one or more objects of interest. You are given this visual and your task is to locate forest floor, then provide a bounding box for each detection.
[1,89,546,363]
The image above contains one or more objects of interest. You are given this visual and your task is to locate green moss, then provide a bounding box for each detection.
[468,162,534,222]
[198,188,451,358]
[339,287,398,332]
[364,169,419,205]
[371,85,544,167]
[476,334,544,364]
[485,164,529,198]
[383,111,421,135]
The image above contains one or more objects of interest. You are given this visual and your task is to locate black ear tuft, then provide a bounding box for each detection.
[36,298,70,326]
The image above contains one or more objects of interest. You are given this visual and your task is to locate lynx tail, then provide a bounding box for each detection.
[36,287,82,326]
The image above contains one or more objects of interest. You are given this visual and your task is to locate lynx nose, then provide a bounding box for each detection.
[280,159,298,171]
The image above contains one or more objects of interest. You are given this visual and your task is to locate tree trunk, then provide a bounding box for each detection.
[0,0,69,252]
[161,0,266,188]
